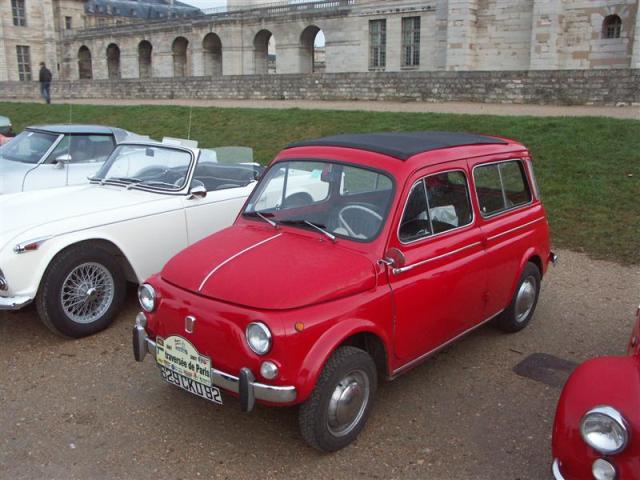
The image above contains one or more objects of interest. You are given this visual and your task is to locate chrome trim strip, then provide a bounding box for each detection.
[391,309,503,377]
[471,159,534,220]
[141,336,296,403]
[392,241,483,275]
[198,233,282,291]
[551,459,566,480]
[486,217,545,242]
[0,295,32,310]
[397,169,475,246]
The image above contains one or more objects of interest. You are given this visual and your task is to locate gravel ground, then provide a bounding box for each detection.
[1,249,638,480]
[5,97,640,119]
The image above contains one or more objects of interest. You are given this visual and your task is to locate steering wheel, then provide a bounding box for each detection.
[337,204,383,239]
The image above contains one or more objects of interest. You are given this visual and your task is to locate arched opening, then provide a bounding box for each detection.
[78,46,93,79]
[603,14,622,39]
[300,25,325,73]
[138,40,152,78]
[202,33,222,76]
[106,43,121,79]
[172,36,189,77]
[254,29,275,75]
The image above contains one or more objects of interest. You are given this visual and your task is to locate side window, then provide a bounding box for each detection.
[340,166,392,195]
[399,170,473,242]
[68,135,115,163]
[47,136,70,163]
[474,160,532,217]
[499,161,532,207]
[399,180,430,243]
[425,171,473,234]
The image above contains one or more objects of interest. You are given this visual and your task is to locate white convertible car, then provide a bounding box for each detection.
[0,139,261,337]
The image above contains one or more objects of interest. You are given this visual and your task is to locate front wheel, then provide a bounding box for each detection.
[496,262,541,333]
[36,244,126,338]
[298,346,377,452]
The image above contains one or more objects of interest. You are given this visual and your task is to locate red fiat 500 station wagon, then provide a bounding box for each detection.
[552,305,640,480]
[133,132,555,451]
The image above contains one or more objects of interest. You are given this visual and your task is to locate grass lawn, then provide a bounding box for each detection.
[2,101,639,265]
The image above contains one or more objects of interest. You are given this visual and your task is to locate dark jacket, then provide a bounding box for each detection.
[39,67,52,83]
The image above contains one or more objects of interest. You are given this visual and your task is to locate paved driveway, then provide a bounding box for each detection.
[1,249,638,480]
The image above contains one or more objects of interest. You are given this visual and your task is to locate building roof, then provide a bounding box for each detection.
[85,0,202,19]
[286,131,509,160]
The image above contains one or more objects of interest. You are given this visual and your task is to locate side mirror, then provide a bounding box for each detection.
[55,154,72,168]
[380,248,406,270]
[188,184,207,200]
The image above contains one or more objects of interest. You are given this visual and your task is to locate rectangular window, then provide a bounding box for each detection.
[402,17,421,67]
[12,0,26,26]
[369,19,386,69]
[399,170,473,243]
[65,16,72,30]
[16,45,32,81]
[474,160,532,217]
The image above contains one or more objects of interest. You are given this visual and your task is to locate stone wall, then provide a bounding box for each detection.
[1,70,638,106]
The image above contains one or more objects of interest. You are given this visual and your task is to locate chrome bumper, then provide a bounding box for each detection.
[132,319,297,412]
[552,459,566,480]
[0,295,32,310]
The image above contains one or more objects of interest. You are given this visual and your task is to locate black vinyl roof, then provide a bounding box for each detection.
[287,132,508,160]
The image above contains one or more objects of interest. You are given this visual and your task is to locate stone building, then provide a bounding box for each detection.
[1,0,638,83]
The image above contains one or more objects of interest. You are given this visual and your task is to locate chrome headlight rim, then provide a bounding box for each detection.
[138,283,156,313]
[580,405,629,455]
[246,322,272,356]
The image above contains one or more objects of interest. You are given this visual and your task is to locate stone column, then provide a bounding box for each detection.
[529,0,562,70]
[631,2,640,68]
[444,0,478,70]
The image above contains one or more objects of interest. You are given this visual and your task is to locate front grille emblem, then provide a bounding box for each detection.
[185,315,196,334]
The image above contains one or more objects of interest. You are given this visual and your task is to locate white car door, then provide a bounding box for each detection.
[183,184,254,245]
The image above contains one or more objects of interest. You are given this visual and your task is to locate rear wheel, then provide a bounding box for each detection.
[496,262,541,333]
[298,346,377,452]
[36,244,126,338]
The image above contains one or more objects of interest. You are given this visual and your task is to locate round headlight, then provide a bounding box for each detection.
[581,406,629,455]
[246,322,272,355]
[592,459,617,480]
[138,284,156,312]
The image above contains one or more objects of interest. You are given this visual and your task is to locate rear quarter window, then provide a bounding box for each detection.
[474,160,532,217]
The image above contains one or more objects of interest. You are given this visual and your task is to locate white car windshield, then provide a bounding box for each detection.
[93,144,193,191]
[244,160,395,242]
[0,130,58,164]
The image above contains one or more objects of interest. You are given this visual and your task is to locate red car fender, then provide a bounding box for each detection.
[552,355,640,479]
[293,320,392,403]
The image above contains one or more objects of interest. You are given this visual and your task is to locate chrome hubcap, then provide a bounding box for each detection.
[60,262,115,324]
[515,275,537,323]
[327,369,370,437]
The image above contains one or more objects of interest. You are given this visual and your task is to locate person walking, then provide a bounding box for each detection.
[39,62,52,104]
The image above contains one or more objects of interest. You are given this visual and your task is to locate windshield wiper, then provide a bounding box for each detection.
[244,210,278,229]
[139,180,178,189]
[280,219,336,242]
[104,176,142,185]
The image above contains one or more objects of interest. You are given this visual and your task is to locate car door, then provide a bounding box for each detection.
[387,161,488,363]
[22,134,114,190]
[471,158,541,316]
[182,157,256,244]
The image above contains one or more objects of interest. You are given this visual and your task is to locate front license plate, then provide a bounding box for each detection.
[155,335,213,386]
[159,366,223,405]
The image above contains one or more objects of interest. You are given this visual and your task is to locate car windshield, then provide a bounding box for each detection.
[92,144,193,191]
[243,160,394,242]
[0,130,59,164]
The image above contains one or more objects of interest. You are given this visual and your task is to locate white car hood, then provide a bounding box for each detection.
[0,184,178,252]
[0,159,34,194]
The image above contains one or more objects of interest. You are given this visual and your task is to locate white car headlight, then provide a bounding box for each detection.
[246,322,272,355]
[580,406,629,455]
[138,284,156,312]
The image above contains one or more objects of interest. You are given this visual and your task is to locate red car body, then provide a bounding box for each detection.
[133,132,554,450]
[552,306,640,479]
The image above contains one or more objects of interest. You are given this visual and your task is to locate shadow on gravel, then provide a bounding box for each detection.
[513,353,578,389]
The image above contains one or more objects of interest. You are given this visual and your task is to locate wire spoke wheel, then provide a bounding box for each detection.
[60,262,115,324]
